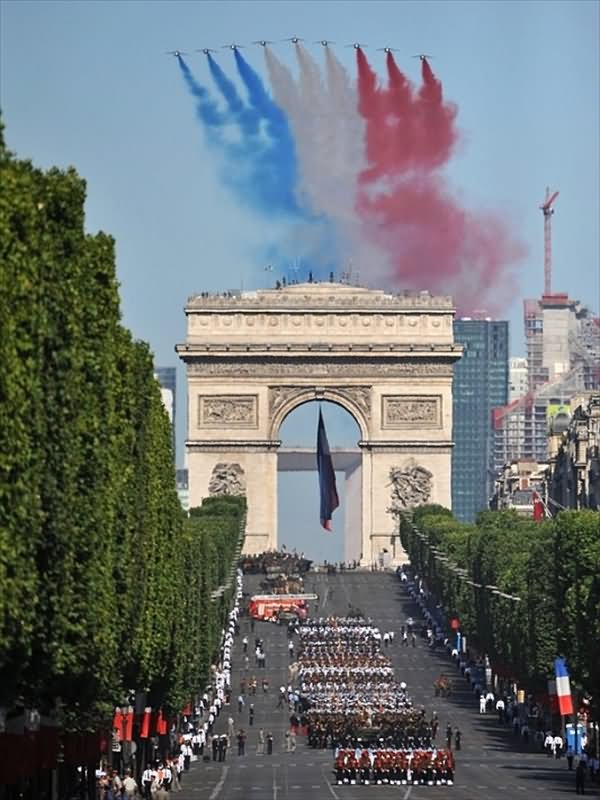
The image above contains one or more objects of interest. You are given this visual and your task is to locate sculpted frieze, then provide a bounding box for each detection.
[188,361,453,379]
[382,395,441,428]
[198,395,258,428]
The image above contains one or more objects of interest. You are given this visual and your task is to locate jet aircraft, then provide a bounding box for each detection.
[283,36,303,44]
[346,42,367,49]
[377,47,398,53]
[412,53,433,60]
[222,43,243,50]
[165,50,187,57]
[314,40,335,47]
[253,40,274,47]
[196,48,217,55]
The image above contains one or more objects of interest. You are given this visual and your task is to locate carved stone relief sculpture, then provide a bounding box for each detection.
[387,459,433,517]
[383,395,441,428]
[199,395,258,427]
[208,463,246,496]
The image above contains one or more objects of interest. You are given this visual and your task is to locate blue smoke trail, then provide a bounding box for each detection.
[177,57,223,130]
[177,52,342,274]
[207,55,247,118]
[232,49,303,217]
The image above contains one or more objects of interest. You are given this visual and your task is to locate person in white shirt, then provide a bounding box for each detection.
[495,698,505,722]
[553,733,563,758]
[479,694,487,714]
[122,771,138,799]
[141,764,155,800]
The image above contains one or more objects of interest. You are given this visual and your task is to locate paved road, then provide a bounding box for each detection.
[177,570,598,799]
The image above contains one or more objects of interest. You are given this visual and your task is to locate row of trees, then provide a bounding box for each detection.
[400,505,600,701]
[0,123,244,734]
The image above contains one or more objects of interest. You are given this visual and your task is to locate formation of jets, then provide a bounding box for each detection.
[166,41,433,59]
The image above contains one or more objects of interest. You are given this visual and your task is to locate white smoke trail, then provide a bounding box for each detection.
[264,46,391,286]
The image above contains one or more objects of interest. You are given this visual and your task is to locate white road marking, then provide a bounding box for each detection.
[272,765,278,800]
[403,787,412,800]
[208,766,229,800]
[321,765,341,799]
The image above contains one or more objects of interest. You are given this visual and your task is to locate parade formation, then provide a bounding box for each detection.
[292,616,456,786]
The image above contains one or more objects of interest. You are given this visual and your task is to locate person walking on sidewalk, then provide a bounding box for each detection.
[454,728,462,751]
[257,728,265,755]
[576,760,586,795]
[249,704,255,726]
[237,729,246,756]
[267,731,274,755]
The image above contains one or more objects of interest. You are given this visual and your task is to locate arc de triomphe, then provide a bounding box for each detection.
[176,283,462,564]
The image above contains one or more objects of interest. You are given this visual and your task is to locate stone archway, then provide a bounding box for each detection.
[176,282,462,565]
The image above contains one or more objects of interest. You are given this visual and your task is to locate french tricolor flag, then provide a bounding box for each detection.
[554,657,574,716]
[316,407,339,531]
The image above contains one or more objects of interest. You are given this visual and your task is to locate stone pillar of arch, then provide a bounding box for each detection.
[176,283,462,565]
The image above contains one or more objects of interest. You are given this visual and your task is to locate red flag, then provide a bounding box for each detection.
[112,708,122,739]
[532,490,544,521]
[156,708,168,735]
[140,707,151,739]
[124,707,134,741]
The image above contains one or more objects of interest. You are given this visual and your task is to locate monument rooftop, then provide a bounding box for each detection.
[186,282,454,311]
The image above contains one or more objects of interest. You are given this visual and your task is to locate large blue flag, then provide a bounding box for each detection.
[317,407,339,531]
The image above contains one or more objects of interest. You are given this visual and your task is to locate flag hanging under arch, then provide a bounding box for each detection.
[316,407,339,531]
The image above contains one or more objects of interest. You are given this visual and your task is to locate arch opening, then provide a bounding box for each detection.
[277,400,362,565]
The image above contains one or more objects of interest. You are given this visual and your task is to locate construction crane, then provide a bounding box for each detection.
[540,187,559,295]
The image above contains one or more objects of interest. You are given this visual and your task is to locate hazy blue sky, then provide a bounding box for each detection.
[2,0,598,560]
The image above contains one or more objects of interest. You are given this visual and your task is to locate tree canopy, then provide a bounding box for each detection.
[0,128,245,727]
[400,505,600,699]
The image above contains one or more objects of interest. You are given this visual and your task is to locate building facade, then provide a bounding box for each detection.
[154,366,177,459]
[452,319,509,522]
[546,394,600,512]
[494,296,599,468]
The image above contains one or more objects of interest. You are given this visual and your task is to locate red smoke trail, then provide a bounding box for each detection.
[355,50,525,313]
[413,58,459,169]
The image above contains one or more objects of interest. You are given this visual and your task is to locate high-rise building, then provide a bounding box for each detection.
[154,366,177,460]
[498,295,600,464]
[509,357,528,402]
[176,468,190,512]
[452,319,509,522]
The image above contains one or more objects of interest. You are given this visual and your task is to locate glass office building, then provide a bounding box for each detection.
[154,366,177,460]
[452,320,509,522]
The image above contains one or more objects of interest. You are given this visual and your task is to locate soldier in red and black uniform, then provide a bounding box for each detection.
[334,749,345,784]
[359,748,371,784]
